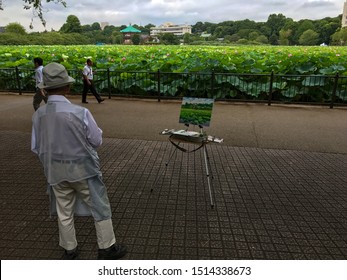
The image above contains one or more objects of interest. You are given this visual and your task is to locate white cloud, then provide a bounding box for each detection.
[302,0,335,7]
[0,0,343,32]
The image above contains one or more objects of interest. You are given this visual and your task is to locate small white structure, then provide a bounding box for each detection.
[201,33,212,38]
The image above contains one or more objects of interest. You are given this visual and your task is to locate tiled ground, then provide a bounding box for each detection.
[0,131,346,260]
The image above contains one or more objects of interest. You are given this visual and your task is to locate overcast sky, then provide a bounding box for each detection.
[0,0,344,32]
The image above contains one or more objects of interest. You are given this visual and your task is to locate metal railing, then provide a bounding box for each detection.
[1,67,346,108]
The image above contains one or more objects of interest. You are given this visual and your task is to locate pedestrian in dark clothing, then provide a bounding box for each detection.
[33,57,48,111]
[82,59,105,104]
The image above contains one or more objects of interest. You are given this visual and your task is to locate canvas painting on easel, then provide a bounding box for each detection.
[179,97,214,127]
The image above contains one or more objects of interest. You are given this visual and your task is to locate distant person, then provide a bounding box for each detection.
[33,57,48,111]
[31,62,126,260]
[82,59,105,104]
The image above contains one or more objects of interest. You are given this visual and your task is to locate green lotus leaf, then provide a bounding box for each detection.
[296,63,317,74]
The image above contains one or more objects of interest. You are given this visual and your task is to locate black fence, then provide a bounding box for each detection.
[1,67,347,108]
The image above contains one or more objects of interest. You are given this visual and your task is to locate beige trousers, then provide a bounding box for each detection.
[52,180,116,250]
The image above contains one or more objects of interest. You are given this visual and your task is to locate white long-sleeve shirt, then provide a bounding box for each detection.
[31,95,103,184]
[35,65,43,87]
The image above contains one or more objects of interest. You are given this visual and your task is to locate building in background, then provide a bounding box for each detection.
[150,22,192,37]
[100,22,109,30]
[342,1,347,28]
[120,24,141,44]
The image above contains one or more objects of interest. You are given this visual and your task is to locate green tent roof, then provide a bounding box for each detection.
[120,25,141,33]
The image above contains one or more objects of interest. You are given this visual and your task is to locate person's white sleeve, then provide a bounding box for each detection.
[85,109,103,148]
[31,121,38,154]
[37,69,43,84]
[82,65,88,76]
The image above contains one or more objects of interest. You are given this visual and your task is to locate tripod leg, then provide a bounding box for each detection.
[165,142,179,166]
[203,144,214,208]
[151,142,179,192]
[204,144,214,179]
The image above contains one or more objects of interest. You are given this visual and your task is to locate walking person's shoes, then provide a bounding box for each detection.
[98,98,105,103]
[82,101,89,104]
[97,244,127,260]
[63,247,79,260]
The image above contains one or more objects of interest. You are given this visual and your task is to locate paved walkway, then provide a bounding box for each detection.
[0,94,346,260]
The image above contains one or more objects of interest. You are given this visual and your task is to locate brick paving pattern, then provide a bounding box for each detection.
[0,131,346,260]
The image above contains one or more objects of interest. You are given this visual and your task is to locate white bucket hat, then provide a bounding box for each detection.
[38,62,75,89]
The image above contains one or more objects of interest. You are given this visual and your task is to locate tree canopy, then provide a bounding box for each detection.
[60,15,82,33]
[5,23,27,35]
[299,29,319,45]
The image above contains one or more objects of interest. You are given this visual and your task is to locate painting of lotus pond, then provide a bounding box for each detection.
[179,97,214,127]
